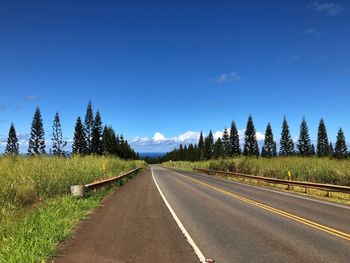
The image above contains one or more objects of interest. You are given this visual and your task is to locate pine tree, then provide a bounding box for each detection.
[317,118,329,157]
[310,144,316,156]
[28,107,46,155]
[91,111,103,155]
[5,123,19,155]
[334,128,347,159]
[272,142,277,157]
[204,130,214,160]
[213,137,224,159]
[297,117,312,157]
[329,142,334,157]
[261,123,275,158]
[279,116,294,156]
[102,126,118,155]
[222,128,230,157]
[243,115,259,157]
[198,131,205,160]
[72,117,87,154]
[229,121,241,156]
[51,112,67,156]
[84,100,94,154]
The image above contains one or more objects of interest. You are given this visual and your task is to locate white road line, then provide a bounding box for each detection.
[172,168,350,210]
[151,166,207,263]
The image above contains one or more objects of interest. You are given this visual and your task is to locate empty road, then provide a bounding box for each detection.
[152,166,350,263]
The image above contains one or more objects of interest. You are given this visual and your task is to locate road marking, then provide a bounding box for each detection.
[184,168,350,210]
[151,167,207,263]
[168,169,350,242]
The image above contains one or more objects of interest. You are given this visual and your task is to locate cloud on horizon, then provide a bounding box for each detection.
[130,129,265,153]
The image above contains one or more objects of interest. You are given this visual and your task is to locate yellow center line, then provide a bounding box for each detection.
[169,170,350,241]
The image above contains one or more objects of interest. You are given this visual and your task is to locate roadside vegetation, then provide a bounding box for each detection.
[162,157,350,186]
[0,156,144,262]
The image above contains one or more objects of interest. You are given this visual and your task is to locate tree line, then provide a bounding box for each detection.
[3,101,138,159]
[162,115,348,162]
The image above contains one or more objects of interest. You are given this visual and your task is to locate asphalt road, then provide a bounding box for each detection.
[152,166,350,263]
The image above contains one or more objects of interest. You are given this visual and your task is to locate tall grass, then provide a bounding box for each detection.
[0,155,145,262]
[162,157,350,186]
[0,155,144,214]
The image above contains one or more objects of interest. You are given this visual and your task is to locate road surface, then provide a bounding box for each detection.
[56,166,350,263]
[152,166,350,263]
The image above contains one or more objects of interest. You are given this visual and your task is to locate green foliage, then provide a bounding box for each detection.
[84,100,94,154]
[28,107,46,155]
[297,117,312,156]
[72,117,87,154]
[198,131,205,160]
[213,137,224,159]
[5,123,19,155]
[51,112,67,156]
[204,130,214,160]
[91,111,103,155]
[243,115,259,157]
[317,119,329,157]
[261,123,275,158]
[334,128,348,159]
[229,121,241,156]
[279,116,294,156]
[221,128,230,157]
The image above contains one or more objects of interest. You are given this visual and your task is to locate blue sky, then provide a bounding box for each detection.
[0,0,349,152]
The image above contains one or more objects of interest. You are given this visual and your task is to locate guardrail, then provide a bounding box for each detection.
[71,168,142,197]
[193,168,350,196]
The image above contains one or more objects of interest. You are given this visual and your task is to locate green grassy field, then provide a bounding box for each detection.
[0,156,144,262]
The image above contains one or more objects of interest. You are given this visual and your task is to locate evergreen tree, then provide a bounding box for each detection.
[188,144,195,161]
[261,123,275,158]
[329,142,334,157]
[84,100,94,154]
[5,123,19,155]
[72,117,87,154]
[204,130,214,159]
[297,117,312,156]
[334,128,347,159]
[317,118,329,157]
[243,115,259,157]
[91,111,103,155]
[272,142,277,157]
[213,137,224,159]
[222,128,230,157]
[279,116,294,156]
[198,131,205,160]
[310,144,316,156]
[102,126,118,154]
[28,107,46,155]
[229,121,241,156]
[51,112,67,156]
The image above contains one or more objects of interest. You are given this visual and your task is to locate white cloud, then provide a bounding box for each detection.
[217,72,241,83]
[152,132,166,141]
[308,2,343,16]
[305,28,323,37]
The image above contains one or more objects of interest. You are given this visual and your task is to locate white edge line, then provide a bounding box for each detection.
[176,168,350,210]
[151,166,207,263]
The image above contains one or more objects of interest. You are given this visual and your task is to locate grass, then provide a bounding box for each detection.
[162,157,350,204]
[0,155,145,263]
